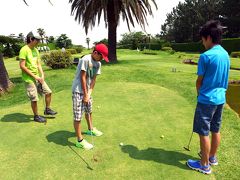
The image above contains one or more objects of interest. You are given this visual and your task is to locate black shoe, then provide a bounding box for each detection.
[44,108,57,115]
[34,115,46,123]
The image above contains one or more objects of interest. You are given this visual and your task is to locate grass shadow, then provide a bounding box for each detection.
[121,145,195,170]
[10,77,23,84]
[1,113,33,123]
[46,130,75,146]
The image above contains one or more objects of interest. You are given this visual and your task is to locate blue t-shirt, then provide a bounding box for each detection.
[197,45,230,105]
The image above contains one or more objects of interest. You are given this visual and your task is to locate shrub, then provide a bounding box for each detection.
[171,42,205,53]
[3,46,15,57]
[142,49,158,55]
[139,43,161,50]
[169,50,175,54]
[161,47,173,51]
[66,49,77,54]
[72,45,84,53]
[221,38,240,54]
[161,41,171,48]
[47,43,56,50]
[41,50,72,69]
[231,52,240,58]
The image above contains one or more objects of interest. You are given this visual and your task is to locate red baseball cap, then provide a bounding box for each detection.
[95,43,109,62]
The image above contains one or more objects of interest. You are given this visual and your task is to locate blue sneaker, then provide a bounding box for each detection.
[209,156,218,166]
[198,151,218,166]
[186,159,211,175]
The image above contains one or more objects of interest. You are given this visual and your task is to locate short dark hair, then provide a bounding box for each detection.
[26,36,39,44]
[199,20,223,44]
[26,36,32,44]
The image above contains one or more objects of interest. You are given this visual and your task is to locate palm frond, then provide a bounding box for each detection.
[23,0,29,6]
[69,0,157,33]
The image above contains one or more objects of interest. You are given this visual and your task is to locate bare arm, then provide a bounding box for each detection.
[196,75,203,96]
[37,59,44,80]
[19,59,43,83]
[81,70,88,103]
[89,75,97,95]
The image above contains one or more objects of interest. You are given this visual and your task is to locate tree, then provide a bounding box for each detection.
[18,33,25,41]
[37,28,46,44]
[220,0,240,38]
[69,0,157,63]
[0,53,14,95]
[161,0,222,43]
[86,37,90,49]
[93,38,108,46]
[118,31,146,49]
[55,34,72,48]
[47,36,55,43]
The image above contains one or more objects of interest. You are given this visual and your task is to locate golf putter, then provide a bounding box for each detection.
[87,102,97,162]
[184,132,193,151]
[68,145,93,170]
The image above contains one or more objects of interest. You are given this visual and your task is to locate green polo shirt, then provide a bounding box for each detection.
[19,45,40,83]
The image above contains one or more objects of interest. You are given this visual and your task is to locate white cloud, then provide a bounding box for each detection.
[0,0,184,47]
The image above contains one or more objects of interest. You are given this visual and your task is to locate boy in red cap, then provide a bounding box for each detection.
[72,43,109,150]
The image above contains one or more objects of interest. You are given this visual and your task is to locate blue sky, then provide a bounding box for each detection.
[0,0,184,46]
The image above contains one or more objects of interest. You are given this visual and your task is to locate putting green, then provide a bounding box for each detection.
[0,82,212,179]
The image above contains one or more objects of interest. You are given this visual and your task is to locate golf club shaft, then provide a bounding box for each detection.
[187,132,193,148]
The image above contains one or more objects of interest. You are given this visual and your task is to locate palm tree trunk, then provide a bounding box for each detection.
[0,53,14,94]
[107,1,118,63]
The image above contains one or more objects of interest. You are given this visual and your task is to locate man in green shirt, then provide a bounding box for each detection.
[19,31,57,123]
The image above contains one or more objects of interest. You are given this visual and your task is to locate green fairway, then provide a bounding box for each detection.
[1,50,240,179]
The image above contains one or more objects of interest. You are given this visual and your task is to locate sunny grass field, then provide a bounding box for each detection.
[0,50,240,179]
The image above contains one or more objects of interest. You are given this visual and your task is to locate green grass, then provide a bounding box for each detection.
[0,50,240,179]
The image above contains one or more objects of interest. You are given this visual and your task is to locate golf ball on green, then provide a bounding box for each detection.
[161,135,164,138]
[119,142,124,146]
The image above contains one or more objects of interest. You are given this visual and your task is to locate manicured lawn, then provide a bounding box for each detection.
[0,50,240,179]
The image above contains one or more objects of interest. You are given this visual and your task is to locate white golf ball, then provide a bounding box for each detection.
[161,135,164,138]
[119,142,124,146]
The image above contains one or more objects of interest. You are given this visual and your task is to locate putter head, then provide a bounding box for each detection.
[87,165,94,171]
[184,146,191,151]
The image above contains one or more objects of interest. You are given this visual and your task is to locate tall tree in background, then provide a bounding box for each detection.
[37,28,46,44]
[161,0,222,43]
[56,34,72,48]
[86,37,90,49]
[69,0,157,63]
[220,0,240,38]
[119,31,146,50]
[18,33,25,41]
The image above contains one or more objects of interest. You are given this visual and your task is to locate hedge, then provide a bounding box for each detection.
[231,51,240,58]
[171,38,240,53]
[118,43,161,50]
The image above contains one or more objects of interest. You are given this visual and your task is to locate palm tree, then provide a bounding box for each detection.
[37,28,46,44]
[18,33,25,41]
[69,0,157,63]
[0,53,14,95]
[86,37,90,49]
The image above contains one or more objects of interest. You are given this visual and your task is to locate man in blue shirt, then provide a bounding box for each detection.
[186,20,230,174]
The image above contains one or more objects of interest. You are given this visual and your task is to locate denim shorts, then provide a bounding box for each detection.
[193,102,224,136]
